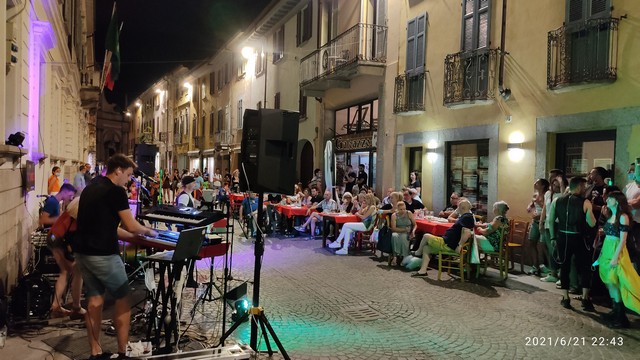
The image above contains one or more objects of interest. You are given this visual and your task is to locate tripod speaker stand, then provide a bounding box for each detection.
[216,193,290,359]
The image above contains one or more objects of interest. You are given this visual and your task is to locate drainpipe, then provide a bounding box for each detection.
[498,0,511,100]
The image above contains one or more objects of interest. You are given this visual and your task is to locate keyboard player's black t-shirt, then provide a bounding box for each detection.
[75,176,130,256]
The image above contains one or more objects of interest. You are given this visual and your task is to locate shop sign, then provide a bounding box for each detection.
[335,132,375,151]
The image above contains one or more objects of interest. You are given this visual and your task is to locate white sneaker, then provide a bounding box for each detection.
[294,226,306,232]
[335,248,348,255]
[539,264,550,274]
[328,241,342,249]
[541,274,558,282]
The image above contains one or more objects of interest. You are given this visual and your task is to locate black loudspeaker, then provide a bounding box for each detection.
[134,143,158,176]
[240,109,299,194]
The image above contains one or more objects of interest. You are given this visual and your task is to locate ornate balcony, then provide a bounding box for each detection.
[547,17,619,91]
[394,73,426,115]
[300,23,387,97]
[443,48,498,108]
[215,130,231,147]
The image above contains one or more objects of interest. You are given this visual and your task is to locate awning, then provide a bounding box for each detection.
[187,150,200,158]
[202,148,215,156]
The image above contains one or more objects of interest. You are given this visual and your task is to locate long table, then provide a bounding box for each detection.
[414,218,454,237]
[321,213,359,247]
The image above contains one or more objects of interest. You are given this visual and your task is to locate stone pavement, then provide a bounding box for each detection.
[188,230,640,360]
[2,225,639,360]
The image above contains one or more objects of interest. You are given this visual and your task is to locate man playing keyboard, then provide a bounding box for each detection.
[74,154,157,360]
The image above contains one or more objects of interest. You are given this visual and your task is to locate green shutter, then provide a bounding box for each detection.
[406,18,416,75]
[588,0,611,19]
[415,13,427,75]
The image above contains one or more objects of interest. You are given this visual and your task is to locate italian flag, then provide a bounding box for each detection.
[103,5,121,91]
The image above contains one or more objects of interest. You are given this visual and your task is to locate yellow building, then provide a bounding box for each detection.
[391,0,640,218]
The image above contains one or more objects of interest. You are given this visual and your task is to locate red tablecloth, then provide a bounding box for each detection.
[276,205,314,218]
[229,193,245,202]
[322,213,358,224]
[415,218,453,236]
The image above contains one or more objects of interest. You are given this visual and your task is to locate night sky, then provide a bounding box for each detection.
[95,0,271,109]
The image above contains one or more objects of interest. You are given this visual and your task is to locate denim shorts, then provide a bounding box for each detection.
[75,253,129,299]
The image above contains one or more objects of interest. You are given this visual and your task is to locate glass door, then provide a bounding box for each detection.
[446,139,489,217]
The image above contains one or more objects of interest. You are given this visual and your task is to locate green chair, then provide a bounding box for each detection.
[476,225,508,280]
[437,242,471,283]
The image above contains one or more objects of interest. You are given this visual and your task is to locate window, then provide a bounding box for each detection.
[256,48,265,76]
[299,90,307,118]
[225,63,229,84]
[297,2,312,46]
[237,99,243,129]
[217,69,222,90]
[404,13,427,111]
[273,26,284,63]
[217,109,224,132]
[334,99,379,135]
[209,112,214,135]
[274,92,281,109]
[237,57,246,79]
[447,140,489,217]
[566,0,612,83]
[209,72,215,95]
[461,0,491,52]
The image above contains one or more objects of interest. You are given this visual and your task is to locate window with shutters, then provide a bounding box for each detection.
[209,73,215,95]
[237,99,243,129]
[217,109,224,132]
[217,69,222,91]
[225,63,229,84]
[395,13,427,113]
[255,47,265,76]
[443,0,496,106]
[209,112,214,135]
[297,2,312,46]
[547,0,616,89]
[299,90,307,119]
[273,26,285,63]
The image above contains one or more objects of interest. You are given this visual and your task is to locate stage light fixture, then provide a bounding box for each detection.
[231,298,250,323]
[6,131,25,147]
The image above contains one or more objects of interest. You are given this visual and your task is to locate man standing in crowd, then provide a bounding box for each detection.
[357,164,368,189]
[548,177,596,311]
[344,165,357,194]
[74,154,157,360]
[84,163,93,185]
[73,165,87,194]
[39,183,77,226]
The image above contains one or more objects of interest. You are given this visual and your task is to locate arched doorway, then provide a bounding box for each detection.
[299,140,313,188]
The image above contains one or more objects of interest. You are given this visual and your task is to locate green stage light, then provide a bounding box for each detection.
[231,298,250,323]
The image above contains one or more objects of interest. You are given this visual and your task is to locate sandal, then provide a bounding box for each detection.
[70,306,87,320]
[50,307,71,318]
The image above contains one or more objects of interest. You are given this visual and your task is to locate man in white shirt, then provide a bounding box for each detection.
[295,190,338,238]
[73,165,87,193]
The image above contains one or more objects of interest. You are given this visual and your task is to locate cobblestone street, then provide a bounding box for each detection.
[193,229,640,359]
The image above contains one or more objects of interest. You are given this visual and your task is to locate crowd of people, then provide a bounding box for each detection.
[37,157,640,360]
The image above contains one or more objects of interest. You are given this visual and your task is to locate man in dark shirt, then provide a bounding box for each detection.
[403,190,425,213]
[309,187,323,205]
[39,183,77,226]
[548,176,596,311]
[411,199,474,277]
[357,164,368,188]
[344,165,357,194]
[74,154,157,360]
[83,163,92,185]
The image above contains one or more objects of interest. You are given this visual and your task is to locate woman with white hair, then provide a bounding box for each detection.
[475,201,510,252]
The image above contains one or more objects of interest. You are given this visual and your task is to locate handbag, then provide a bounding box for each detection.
[47,211,76,248]
[376,219,393,254]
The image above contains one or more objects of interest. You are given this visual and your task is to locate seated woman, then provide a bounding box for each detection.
[411,199,474,276]
[339,192,356,213]
[300,188,312,206]
[475,201,510,252]
[328,193,377,255]
[390,201,416,266]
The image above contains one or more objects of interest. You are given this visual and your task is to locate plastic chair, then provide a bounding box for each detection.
[437,242,471,283]
[476,225,509,280]
[507,219,528,273]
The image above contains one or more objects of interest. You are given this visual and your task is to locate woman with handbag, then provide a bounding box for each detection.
[328,193,377,255]
[389,201,416,266]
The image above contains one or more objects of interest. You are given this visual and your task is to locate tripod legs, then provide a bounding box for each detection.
[216,307,290,360]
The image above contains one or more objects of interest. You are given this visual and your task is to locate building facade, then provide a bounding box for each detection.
[1,0,97,291]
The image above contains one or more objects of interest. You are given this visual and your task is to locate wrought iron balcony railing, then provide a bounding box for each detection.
[443,48,498,106]
[394,73,426,114]
[547,17,619,90]
[300,23,387,86]
[215,130,231,145]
